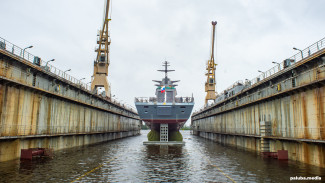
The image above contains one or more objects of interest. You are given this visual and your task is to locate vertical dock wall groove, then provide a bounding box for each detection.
[192,48,325,168]
[0,48,141,162]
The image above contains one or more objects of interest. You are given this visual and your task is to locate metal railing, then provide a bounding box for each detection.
[194,62,324,116]
[249,36,325,86]
[0,36,92,90]
[135,97,155,103]
[0,36,137,113]
[196,37,325,114]
[225,80,244,91]
[135,97,194,103]
[175,97,194,103]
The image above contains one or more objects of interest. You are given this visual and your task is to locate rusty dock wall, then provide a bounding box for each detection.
[191,38,325,168]
[0,37,141,162]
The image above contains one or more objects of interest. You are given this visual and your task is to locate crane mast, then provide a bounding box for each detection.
[91,0,111,97]
[205,21,217,105]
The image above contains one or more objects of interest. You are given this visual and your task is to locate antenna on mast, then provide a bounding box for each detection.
[157,61,175,82]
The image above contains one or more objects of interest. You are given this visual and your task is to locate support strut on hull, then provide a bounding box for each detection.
[160,124,168,141]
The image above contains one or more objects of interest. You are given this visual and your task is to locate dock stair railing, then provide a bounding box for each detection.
[0,36,91,91]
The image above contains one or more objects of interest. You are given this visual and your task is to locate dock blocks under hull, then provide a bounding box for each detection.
[144,124,184,145]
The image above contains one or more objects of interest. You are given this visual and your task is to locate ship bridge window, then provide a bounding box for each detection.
[144,106,149,108]
[180,106,186,108]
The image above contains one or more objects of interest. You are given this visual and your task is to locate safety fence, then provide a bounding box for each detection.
[250,37,325,86]
[135,96,194,103]
[0,36,136,113]
[197,37,325,113]
[0,37,91,90]
[194,63,324,116]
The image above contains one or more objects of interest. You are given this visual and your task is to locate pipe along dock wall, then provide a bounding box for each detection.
[192,47,325,168]
[0,45,141,162]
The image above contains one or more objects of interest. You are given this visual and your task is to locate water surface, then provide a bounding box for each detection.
[0,130,324,182]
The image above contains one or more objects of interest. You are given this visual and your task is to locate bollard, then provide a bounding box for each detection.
[20,148,53,160]
[277,150,288,160]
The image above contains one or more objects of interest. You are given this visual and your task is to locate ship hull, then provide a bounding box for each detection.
[135,103,194,131]
[143,120,187,131]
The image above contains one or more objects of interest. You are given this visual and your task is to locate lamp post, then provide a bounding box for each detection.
[293,47,303,59]
[22,45,33,59]
[79,77,85,83]
[244,79,250,85]
[272,61,281,71]
[86,81,92,90]
[45,59,55,66]
[258,70,265,79]
[64,69,71,73]
[78,78,85,86]
[63,69,71,79]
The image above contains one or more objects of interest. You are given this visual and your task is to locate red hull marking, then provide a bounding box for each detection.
[142,119,187,124]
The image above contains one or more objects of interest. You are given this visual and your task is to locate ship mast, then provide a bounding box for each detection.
[158,61,175,84]
[205,21,218,105]
[91,0,111,97]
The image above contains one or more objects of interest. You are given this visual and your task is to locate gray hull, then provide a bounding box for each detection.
[135,102,194,131]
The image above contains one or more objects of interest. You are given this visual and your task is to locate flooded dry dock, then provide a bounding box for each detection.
[0,131,324,182]
[1,0,325,182]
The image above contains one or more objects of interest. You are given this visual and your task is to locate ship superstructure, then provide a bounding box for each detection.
[135,61,194,136]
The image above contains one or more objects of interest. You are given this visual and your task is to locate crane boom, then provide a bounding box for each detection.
[91,0,111,97]
[205,21,217,105]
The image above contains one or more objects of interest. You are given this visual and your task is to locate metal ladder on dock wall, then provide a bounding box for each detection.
[160,124,168,142]
[260,120,271,152]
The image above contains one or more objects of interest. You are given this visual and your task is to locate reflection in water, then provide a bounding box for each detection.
[143,145,188,182]
[0,130,324,182]
[19,158,52,174]
[145,145,183,156]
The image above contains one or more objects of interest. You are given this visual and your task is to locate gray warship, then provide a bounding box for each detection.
[135,61,194,133]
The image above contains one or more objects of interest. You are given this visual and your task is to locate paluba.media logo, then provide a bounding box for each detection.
[290,176,321,181]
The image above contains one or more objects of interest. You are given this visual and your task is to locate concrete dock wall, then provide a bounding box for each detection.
[0,38,141,162]
[192,43,325,167]
[0,131,138,162]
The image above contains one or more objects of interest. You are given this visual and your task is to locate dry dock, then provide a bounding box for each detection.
[0,37,141,162]
[191,37,325,168]
[0,131,324,182]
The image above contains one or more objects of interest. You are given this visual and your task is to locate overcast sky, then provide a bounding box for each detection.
[1,0,325,125]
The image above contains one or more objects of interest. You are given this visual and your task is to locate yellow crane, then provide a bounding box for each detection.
[91,0,111,97]
[205,21,217,105]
